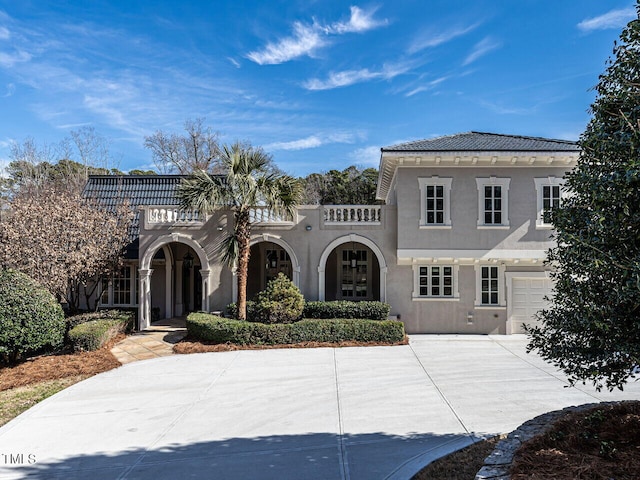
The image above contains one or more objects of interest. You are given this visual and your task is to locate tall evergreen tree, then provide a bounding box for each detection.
[527,5,640,391]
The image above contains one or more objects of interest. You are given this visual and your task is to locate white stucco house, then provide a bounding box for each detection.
[85,132,579,334]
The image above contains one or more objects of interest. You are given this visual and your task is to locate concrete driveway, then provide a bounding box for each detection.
[1,335,639,479]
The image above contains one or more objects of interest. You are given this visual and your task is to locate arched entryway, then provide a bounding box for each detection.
[318,234,387,302]
[241,235,300,301]
[139,233,210,330]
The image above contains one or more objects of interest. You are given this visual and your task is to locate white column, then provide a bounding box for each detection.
[165,249,173,319]
[175,260,184,316]
[318,265,326,301]
[138,269,153,330]
[380,266,388,303]
[200,269,211,312]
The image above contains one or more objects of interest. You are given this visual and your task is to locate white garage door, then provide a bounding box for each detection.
[508,277,553,334]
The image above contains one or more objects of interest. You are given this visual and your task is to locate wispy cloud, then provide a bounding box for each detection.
[578,7,636,32]
[404,76,449,97]
[265,131,362,151]
[349,145,380,166]
[303,62,411,90]
[325,6,387,34]
[0,26,9,40]
[462,36,501,66]
[3,82,14,97]
[409,22,481,54]
[0,49,31,68]
[227,57,241,68]
[247,6,387,65]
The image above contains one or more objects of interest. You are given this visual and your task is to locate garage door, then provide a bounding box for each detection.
[508,277,553,334]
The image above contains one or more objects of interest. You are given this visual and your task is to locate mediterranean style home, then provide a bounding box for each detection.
[84,132,579,334]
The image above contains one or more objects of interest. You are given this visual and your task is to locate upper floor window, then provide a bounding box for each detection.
[418,177,453,228]
[534,177,565,228]
[413,264,459,300]
[475,177,511,228]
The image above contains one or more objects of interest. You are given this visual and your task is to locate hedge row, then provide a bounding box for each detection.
[226,300,391,322]
[302,301,390,321]
[187,312,405,345]
[68,311,134,352]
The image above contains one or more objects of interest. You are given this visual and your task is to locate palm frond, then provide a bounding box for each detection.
[216,233,240,269]
[176,169,230,212]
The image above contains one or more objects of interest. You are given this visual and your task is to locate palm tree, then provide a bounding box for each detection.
[176,142,302,320]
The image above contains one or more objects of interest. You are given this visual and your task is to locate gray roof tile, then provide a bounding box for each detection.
[382,131,579,152]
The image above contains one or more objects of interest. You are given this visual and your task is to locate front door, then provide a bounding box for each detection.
[338,248,371,300]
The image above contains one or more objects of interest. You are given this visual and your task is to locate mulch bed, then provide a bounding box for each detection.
[510,401,640,480]
[0,335,124,392]
[173,336,408,354]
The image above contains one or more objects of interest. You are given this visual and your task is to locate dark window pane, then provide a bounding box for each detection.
[427,185,434,196]
[427,212,434,223]
[481,267,489,279]
[494,212,502,224]
[427,199,434,210]
[444,287,452,296]
[432,286,440,296]
[543,186,550,197]
[485,212,492,224]
[491,293,498,304]
[494,199,501,210]
[444,267,452,275]
[490,267,498,278]
[436,185,443,196]
[420,277,428,285]
[485,199,492,210]
[432,267,439,275]
[491,279,498,290]
[552,186,560,197]
[485,186,492,197]
[443,277,452,286]
[432,277,440,286]
[436,199,444,210]
[436,212,443,223]
[420,267,427,275]
[420,287,428,296]
[482,279,489,290]
[494,187,501,198]
[482,292,489,304]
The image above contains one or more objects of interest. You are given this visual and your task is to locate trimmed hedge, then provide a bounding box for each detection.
[66,309,135,330]
[0,269,66,363]
[226,301,257,321]
[253,273,304,324]
[68,311,134,352]
[187,312,405,345]
[303,301,391,321]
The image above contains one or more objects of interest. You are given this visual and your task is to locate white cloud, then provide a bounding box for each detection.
[349,145,380,166]
[227,57,241,68]
[3,82,14,97]
[247,6,387,65]
[247,21,328,65]
[578,7,636,32]
[0,26,9,40]
[303,62,411,90]
[0,49,31,68]
[326,6,387,34]
[404,76,449,97]
[462,37,501,66]
[409,22,480,54]
[265,132,361,151]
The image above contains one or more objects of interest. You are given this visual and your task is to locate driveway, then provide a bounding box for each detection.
[1,335,639,479]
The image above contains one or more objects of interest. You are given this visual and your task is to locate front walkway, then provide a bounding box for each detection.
[1,335,639,479]
[110,317,186,364]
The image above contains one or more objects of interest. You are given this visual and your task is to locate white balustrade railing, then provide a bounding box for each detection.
[146,207,202,224]
[249,206,293,224]
[323,205,381,225]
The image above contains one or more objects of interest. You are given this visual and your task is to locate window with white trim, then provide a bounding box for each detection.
[534,177,565,227]
[99,265,138,306]
[475,177,510,227]
[413,265,459,299]
[418,177,453,227]
[475,264,506,307]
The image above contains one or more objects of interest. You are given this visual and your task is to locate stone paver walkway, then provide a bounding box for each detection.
[110,317,186,364]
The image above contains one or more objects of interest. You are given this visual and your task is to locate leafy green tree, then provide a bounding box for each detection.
[301,165,379,204]
[527,8,640,391]
[177,142,302,320]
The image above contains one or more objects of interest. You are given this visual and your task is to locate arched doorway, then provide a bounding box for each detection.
[139,233,210,330]
[244,236,300,300]
[318,234,387,302]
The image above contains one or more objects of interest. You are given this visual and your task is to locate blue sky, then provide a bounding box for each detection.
[0,1,636,176]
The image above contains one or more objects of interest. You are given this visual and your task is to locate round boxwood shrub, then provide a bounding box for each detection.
[0,269,65,363]
[253,273,304,324]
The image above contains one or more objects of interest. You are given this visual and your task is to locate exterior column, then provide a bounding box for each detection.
[165,255,173,319]
[231,267,238,303]
[138,269,153,330]
[200,269,211,312]
[175,260,183,316]
[318,265,326,301]
[380,266,388,303]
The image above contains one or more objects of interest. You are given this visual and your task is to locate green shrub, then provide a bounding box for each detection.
[226,301,257,321]
[186,312,405,345]
[303,301,391,320]
[66,309,135,331]
[253,273,304,324]
[0,269,66,363]
[68,313,132,352]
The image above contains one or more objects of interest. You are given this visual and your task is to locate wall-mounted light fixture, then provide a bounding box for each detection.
[305,225,312,231]
[216,226,224,231]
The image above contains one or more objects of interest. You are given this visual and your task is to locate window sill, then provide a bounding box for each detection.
[412,296,460,302]
[477,225,510,230]
[535,224,554,230]
[474,305,507,310]
[419,225,452,230]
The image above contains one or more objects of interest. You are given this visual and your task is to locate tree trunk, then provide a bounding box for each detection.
[235,210,251,321]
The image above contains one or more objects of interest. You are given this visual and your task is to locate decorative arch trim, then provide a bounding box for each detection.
[245,234,300,291]
[317,234,387,302]
[140,233,209,271]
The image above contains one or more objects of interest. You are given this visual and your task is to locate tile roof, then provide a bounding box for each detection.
[382,131,579,152]
[83,175,186,258]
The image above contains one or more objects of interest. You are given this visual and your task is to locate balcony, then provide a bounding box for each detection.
[323,205,382,225]
[145,207,203,225]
